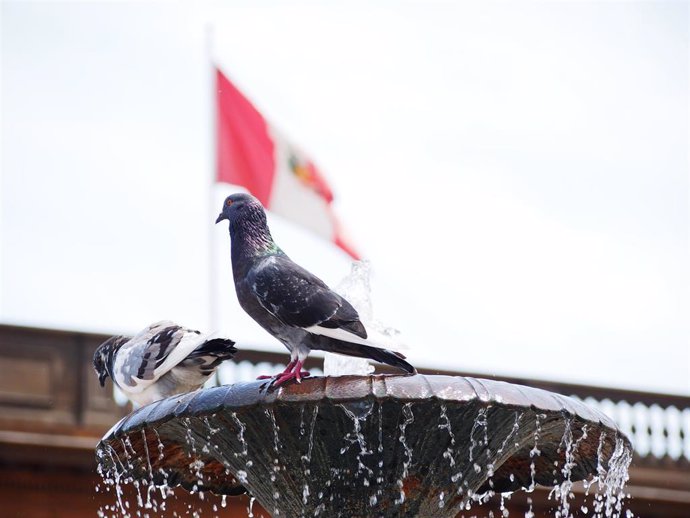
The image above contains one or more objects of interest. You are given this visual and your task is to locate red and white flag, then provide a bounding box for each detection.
[215,68,359,259]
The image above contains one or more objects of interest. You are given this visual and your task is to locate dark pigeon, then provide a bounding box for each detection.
[215,193,416,385]
[93,321,237,406]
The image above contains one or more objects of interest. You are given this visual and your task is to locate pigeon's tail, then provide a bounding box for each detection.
[312,336,416,374]
[184,338,238,370]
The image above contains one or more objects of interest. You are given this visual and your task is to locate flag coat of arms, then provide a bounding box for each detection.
[215,68,359,259]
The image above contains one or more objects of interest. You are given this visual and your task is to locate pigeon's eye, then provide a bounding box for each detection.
[226,199,234,207]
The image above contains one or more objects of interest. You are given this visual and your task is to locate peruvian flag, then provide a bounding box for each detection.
[215,68,359,259]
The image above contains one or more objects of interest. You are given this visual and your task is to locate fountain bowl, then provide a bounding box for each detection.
[97,374,632,517]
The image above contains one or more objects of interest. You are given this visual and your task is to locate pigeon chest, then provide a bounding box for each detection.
[236,279,284,329]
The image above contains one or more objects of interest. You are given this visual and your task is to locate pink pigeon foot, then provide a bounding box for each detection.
[256,359,297,380]
[273,360,310,386]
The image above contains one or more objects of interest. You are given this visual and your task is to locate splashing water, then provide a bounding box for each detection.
[527,412,546,493]
[439,404,457,469]
[298,405,319,513]
[469,407,489,465]
[339,401,375,483]
[497,411,523,457]
[263,408,283,516]
[549,418,577,516]
[395,403,415,505]
[592,434,633,518]
[141,429,156,509]
[324,260,407,376]
[228,411,252,483]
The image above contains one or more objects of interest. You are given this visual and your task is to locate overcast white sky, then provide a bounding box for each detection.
[1,1,688,394]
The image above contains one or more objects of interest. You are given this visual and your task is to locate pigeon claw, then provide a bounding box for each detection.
[271,360,310,386]
[256,359,297,381]
[256,359,311,386]
[273,370,311,386]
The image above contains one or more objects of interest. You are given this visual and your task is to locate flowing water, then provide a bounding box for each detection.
[324,260,409,377]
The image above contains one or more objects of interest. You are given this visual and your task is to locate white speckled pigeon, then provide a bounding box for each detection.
[215,193,416,385]
[93,321,237,406]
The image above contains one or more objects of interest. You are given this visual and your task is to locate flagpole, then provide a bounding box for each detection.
[206,23,220,334]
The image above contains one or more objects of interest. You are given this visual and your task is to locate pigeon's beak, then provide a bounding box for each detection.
[215,212,227,224]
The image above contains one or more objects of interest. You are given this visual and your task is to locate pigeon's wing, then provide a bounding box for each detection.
[113,321,207,391]
[178,338,237,374]
[250,256,367,338]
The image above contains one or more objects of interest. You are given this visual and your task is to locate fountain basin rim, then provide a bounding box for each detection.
[99,374,629,449]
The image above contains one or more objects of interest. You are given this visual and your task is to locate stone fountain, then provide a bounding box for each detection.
[97,374,632,517]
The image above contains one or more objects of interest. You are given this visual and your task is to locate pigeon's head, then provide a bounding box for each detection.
[93,336,127,387]
[215,193,264,225]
